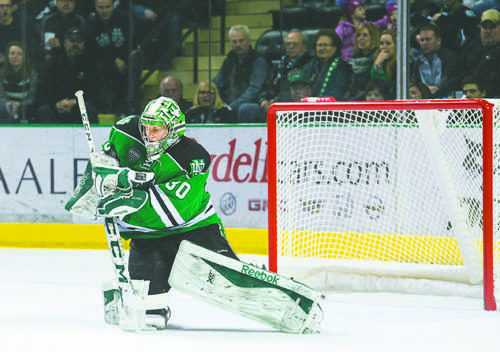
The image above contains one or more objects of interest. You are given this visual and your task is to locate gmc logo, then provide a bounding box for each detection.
[249,199,267,211]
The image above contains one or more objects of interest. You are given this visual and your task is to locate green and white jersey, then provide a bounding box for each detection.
[103,115,222,240]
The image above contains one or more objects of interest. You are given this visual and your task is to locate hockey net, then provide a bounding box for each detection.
[267,99,500,310]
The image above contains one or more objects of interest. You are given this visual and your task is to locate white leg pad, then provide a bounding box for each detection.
[168,241,324,334]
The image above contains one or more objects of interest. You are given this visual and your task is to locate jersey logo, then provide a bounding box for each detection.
[190,159,205,176]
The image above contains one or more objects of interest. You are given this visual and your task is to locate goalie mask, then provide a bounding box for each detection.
[139,97,186,160]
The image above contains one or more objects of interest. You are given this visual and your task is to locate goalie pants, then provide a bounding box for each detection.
[128,224,238,295]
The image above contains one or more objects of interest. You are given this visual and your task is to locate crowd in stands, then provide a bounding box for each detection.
[1,0,500,124]
[0,0,181,123]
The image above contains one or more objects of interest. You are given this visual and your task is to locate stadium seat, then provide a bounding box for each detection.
[255,29,288,65]
[365,4,386,21]
[272,6,342,30]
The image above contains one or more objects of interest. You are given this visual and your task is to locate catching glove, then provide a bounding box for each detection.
[93,164,155,198]
[116,168,132,197]
[97,188,148,218]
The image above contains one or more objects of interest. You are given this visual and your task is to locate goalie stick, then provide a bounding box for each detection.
[74,90,147,330]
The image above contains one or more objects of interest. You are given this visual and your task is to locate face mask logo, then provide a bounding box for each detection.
[160,101,181,120]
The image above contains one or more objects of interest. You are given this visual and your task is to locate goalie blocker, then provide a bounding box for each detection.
[169,241,324,334]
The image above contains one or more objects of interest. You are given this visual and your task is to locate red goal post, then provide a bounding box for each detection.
[267,99,498,310]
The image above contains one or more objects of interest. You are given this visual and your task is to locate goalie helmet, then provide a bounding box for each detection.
[139,97,186,160]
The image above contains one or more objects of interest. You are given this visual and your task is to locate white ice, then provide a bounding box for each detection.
[1,248,499,352]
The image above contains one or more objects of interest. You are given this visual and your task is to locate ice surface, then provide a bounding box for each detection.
[1,248,499,352]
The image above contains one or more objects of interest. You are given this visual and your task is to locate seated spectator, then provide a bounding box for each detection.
[0,0,23,70]
[213,25,270,123]
[185,81,236,124]
[0,41,38,123]
[449,74,486,123]
[364,79,390,101]
[259,29,314,108]
[410,24,458,97]
[461,74,487,98]
[344,22,380,101]
[448,9,500,97]
[289,71,312,102]
[335,0,367,62]
[336,0,397,62]
[37,27,99,124]
[430,0,479,53]
[408,81,432,99]
[36,0,85,65]
[301,28,352,100]
[159,75,192,114]
[85,0,140,114]
[410,0,435,49]
[370,29,397,99]
[374,1,398,31]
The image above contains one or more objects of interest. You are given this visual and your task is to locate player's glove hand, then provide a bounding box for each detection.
[129,169,155,189]
[97,189,148,218]
[116,168,132,198]
[93,164,121,198]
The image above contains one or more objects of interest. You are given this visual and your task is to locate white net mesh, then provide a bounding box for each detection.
[271,101,500,298]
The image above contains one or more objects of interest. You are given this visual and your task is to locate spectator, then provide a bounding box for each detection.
[336,0,396,62]
[0,41,38,123]
[301,28,352,100]
[450,9,500,97]
[185,81,236,124]
[159,75,192,114]
[410,0,433,49]
[213,25,270,123]
[259,29,314,109]
[85,0,140,114]
[431,0,479,53]
[0,0,22,69]
[364,79,390,101]
[370,29,397,99]
[461,74,487,98]
[388,1,398,29]
[37,27,100,124]
[376,0,399,30]
[450,74,486,123]
[335,0,366,62]
[36,0,85,65]
[408,81,432,99]
[344,22,380,101]
[410,24,458,97]
[289,71,312,102]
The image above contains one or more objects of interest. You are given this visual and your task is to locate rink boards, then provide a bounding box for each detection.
[0,124,269,253]
[0,223,268,254]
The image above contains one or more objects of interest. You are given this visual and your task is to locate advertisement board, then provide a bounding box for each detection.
[0,126,269,229]
[0,124,490,235]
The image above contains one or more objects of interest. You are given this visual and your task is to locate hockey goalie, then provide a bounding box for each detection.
[65,96,323,333]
